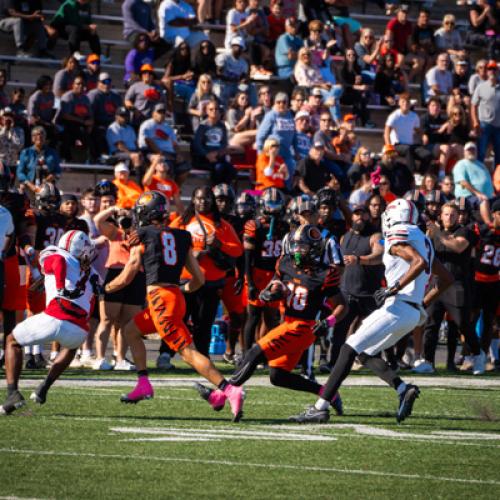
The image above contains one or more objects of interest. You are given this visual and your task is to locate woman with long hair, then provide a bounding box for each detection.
[193,40,217,77]
[170,186,243,357]
[162,42,196,111]
[227,91,257,153]
[187,74,219,131]
[124,34,155,85]
[52,55,81,98]
[374,52,408,106]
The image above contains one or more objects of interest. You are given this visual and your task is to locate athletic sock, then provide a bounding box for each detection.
[32,344,41,356]
[218,379,229,391]
[137,370,148,378]
[24,346,32,355]
[7,383,18,395]
[314,398,330,411]
[320,344,358,402]
[49,351,58,361]
[396,382,407,396]
[360,354,402,389]
[490,339,499,362]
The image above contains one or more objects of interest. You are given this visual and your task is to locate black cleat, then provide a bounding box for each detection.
[30,383,48,405]
[193,382,225,411]
[0,391,26,415]
[289,405,330,424]
[397,384,420,423]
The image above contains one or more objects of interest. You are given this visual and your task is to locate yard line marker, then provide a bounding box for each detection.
[0,448,499,486]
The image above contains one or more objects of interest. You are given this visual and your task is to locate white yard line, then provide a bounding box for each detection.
[0,448,499,486]
[3,375,500,389]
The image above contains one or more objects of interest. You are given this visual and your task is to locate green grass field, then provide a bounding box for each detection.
[1,366,500,499]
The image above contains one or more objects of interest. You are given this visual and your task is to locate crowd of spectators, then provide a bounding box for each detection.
[0,0,498,374]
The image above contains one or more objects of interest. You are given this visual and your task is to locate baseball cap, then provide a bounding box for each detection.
[140,63,155,73]
[285,17,298,27]
[87,53,100,64]
[0,107,14,116]
[116,106,128,116]
[154,103,166,112]
[311,87,323,97]
[231,36,245,47]
[352,204,368,213]
[464,141,477,151]
[382,144,396,154]
[486,60,498,70]
[98,72,111,82]
[398,4,409,12]
[456,60,468,66]
[295,110,310,120]
[491,197,500,212]
[312,140,325,149]
[343,113,356,122]
[114,162,129,174]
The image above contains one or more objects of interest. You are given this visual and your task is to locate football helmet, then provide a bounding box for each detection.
[212,183,235,201]
[35,182,61,212]
[290,224,324,267]
[314,187,338,209]
[94,179,118,198]
[382,199,419,233]
[58,230,95,263]
[260,187,286,216]
[235,192,256,218]
[133,190,169,227]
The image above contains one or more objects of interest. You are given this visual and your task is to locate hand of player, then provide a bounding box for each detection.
[312,319,329,337]
[127,229,140,246]
[233,278,244,295]
[58,287,83,300]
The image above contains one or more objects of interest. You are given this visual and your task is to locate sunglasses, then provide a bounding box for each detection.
[276,100,287,104]
[101,79,111,84]
[270,144,279,148]
[445,21,455,26]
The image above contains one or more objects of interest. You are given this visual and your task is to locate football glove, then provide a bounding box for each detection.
[57,287,84,300]
[259,280,287,302]
[312,319,329,337]
[374,281,400,307]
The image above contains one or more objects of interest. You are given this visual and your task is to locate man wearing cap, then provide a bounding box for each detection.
[125,64,166,124]
[294,110,312,160]
[378,144,414,197]
[0,0,50,58]
[453,141,494,202]
[215,36,250,105]
[82,54,100,91]
[158,0,207,48]
[106,107,142,175]
[296,141,336,195]
[88,73,123,158]
[275,17,303,78]
[113,162,143,209]
[471,60,500,165]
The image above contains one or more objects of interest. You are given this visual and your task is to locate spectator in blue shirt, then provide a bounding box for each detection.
[16,126,61,193]
[275,17,303,78]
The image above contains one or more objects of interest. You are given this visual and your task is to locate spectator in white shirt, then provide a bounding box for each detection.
[424,53,453,102]
[384,92,432,172]
[158,0,207,48]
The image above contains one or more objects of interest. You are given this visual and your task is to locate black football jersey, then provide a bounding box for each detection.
[244,217,289,271]
[474,223,500,282]
[1,192,33,257]
[138,225,192,286]
[276,255,341,320]
[34,211,67,250]
[64,217,89,234]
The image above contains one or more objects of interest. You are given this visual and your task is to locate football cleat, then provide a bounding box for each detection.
[30,382,48,405]
[396,384,420,423]
[223,384,245,422]
[194,382,226,411]
[0,390,26,415]
[120,377,154,404]
[289,405,330,424]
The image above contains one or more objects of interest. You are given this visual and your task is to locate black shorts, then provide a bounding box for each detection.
[473,280,499,313]
[103,268,146,306]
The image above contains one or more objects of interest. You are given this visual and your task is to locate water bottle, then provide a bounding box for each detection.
[209,322,226,356]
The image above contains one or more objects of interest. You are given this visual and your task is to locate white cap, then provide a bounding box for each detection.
[295,110,310,120]
[464,141,477,151]
[231,36,245,48]
[114,162,129,174]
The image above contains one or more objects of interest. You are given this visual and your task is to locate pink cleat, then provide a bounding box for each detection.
[319,386,343,416]
[194,382,226,411]
[223,384,245,422]
[120,376,154,404]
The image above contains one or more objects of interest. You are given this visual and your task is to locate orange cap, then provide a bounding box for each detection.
[140,63,155,73]
[486,60,498,70]
[382,144,396,154]
[87,53,100,64]
[343,113,356,122]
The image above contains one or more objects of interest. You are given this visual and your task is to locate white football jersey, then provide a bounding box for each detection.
[39,246,100,314]
[383,223,434,304]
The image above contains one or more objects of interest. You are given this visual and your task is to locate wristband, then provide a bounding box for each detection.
[325,315,337,327]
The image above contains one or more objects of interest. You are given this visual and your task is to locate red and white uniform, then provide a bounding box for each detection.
[13,246,100,349]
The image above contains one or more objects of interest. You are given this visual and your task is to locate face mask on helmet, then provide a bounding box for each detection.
[36,183,61,212]
[133,191,169,227]
[261,188,285,216]
[291,225,323,267]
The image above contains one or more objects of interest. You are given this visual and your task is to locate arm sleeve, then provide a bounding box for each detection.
[219,222,243,258]
[43,254,67,289]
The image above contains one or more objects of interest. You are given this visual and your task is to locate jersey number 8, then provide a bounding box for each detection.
[161,231,178,265]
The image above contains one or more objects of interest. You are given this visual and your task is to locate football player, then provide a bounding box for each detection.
[291,199,454,424]
[1,230,99,414]
[243,187,289,351]
[196,225,346,417]
[104,191,245,422]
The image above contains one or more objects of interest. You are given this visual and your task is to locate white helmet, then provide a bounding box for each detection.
[58,230,95,262]
[383,199,418,234]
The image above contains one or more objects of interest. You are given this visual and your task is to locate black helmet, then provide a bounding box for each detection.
[133,191,169,227]
[424,190,445,206]
[290,224,324,267]
[260,187,286,216]
[0,162,12,193]
[235,192,256,218]
[314,187,337,209]
[212,183,235,201]
[94,179,118,198]
[35,182,61,212]
[404,189,425,214]
[454,196,472,214]
[286,195,315,225]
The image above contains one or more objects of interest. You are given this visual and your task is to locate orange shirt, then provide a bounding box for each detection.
[113,178,143,209]
[145,175,179,201]
[255,153,287,190]
[105,229,130,269]
[170,213,243,282]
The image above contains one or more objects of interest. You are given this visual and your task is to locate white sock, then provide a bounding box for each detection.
[82,349,91,357]
[24,346,32,355]
[32,344,41,355]
[490,339,499,361]
[0,348,4,358]
[397,383,407,396]
[314,398,330,411]
[50,351,58,361]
